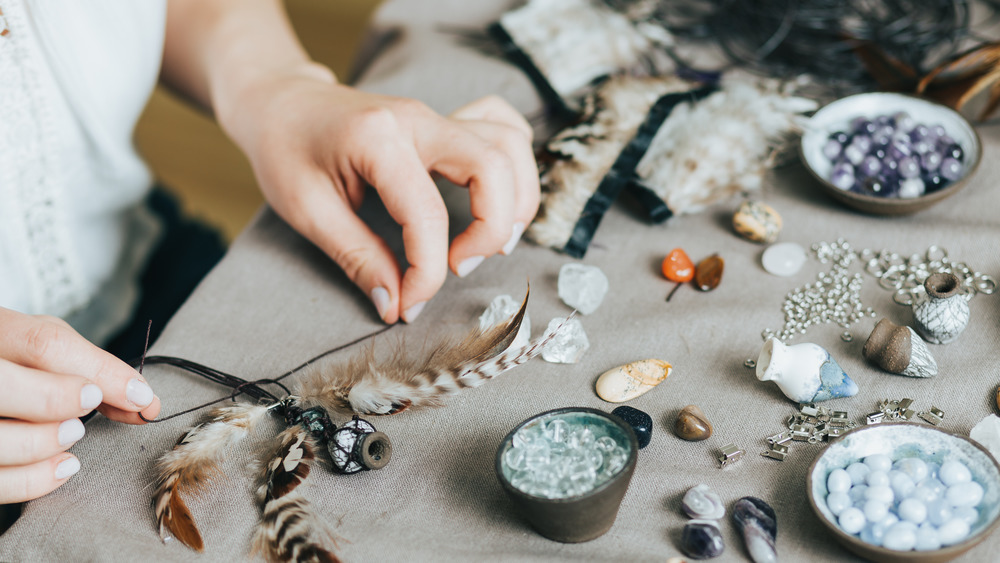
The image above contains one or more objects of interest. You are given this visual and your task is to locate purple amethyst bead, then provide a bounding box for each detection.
[851,117,876,135]
[945,143,964,161]
[888,140,912,161]
[893,112,916,133]
[912,140,933,155]
[924,173,946,193]
[829,131,849,145]
[899,177,926,199]
[921,151,943,172]
[898,156,920,179]
[850,134,873,154]
[859,155,881,177]
[843,144,865,165]
[940,157,963,181]
[830,162,855,190]
[910,124,930,142]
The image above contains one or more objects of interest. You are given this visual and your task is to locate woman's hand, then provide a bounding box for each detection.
[220,68,540,324]
[0,308,160,503]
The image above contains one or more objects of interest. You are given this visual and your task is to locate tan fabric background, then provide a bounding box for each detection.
[5,1,1000,561]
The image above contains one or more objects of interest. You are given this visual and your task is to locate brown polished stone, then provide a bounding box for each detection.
[675,405,713,441]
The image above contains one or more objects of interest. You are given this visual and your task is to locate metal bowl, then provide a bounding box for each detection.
[800,93,982,215]
[495,407,638,543]
[807,423,1000,562]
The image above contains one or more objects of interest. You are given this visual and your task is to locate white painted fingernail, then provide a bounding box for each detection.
[402,301,426,323]
[457,255,485,278]
[58,419,85,446]
[371,287,391,322]
[502,222,525,255]
[80,384,102,410]
[55,457,81,480]
[126,379,155,408]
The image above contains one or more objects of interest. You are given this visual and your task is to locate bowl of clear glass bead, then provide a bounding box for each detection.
[807,423,1000,563]
[800,92,981,215]
[495,407,638,543]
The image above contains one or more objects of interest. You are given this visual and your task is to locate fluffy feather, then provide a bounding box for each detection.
[528,76,697,249]
[296,289,559,415]
[152,403,270,551]
[635,71,818,214]
[252,426,340,563]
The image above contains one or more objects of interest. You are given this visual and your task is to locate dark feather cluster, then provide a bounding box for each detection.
[606,0,998,93]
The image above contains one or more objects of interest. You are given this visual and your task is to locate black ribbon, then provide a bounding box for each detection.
[487,22,576,122]
[563,84,718,258]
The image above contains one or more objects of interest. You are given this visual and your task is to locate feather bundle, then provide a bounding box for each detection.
[152,403,271,551]
[497,0,674,109]
[252,426,340,563]
[528,75,697,250]
[297,288,557,415]
[635,72,818,214]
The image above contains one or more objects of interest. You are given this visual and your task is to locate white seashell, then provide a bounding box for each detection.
[595,359,672,403]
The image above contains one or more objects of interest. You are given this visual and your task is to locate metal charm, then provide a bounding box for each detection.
[718,444,745,467]
[761,443,789,461]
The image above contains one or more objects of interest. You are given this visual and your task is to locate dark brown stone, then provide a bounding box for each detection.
[675,405,713,441]
[862,318,912,374]
[694,254,724,292]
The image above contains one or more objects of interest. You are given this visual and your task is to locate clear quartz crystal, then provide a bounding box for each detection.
[502,414,629,499]
[557,263,609,315]
[541,317,590,363]
[478,294,531,349]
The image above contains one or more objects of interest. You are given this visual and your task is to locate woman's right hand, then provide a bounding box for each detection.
[0,308,161,503]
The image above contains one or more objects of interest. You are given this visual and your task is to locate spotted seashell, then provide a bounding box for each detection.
[733,201,782,244]
[595,359,672,403]
[683,484,726,520]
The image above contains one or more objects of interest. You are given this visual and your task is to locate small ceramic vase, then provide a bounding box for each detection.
[756,337,859,403]
[863,318,937,378]
[912,272,970,344]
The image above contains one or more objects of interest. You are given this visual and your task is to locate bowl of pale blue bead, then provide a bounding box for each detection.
[800,92,982,215]
[495,407,639,543]
[808,423,1000,563]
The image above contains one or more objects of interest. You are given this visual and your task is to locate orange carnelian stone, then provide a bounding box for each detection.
[662,248,695,282]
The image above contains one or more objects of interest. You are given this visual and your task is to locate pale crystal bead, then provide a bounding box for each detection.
[937,518,971,546]
[867,470,890,489]
[914,523,941,551]
[889,471,915,499]
[939,460,972,486]
[865,486,894,505]
[846,462,871,485]
[894,458,929,483]
[826,492,851,515]
[926,498,953,527]
[839,507,866,534]
[897,498,927,524]
[953,506,979,526]
[557,263,609,315]
[882,522,918,550]
[864,499,890,522]
[762,242,807,277]
[849,485,869,504]
[946,481,984,507]
[865,454,892,473]
[828,469,851,493]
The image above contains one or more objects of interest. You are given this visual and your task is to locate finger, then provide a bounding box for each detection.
[420,124,518,270]
[97,396,162,425]
[274,168,405,324]
[355,137,450,323]
[0,418,85,466]
[0,453,80,504]
[449,95,534,141]
[453,120,540,255]
[0,359,103,422]
[0,309,158,414]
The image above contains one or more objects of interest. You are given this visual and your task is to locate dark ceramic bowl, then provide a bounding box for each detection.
[807,423,1000,563]
[800,93,981,215]
[495,407,638,543]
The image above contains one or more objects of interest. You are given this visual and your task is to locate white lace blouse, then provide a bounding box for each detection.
[0,0,166,344]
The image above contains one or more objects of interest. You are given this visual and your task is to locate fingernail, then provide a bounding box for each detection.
[80,384,103,410]
[126,379,155,408]
[58,419,85,446]
[457,255,485,278]
[371,287,391,322]
[55,457,81,480]
[402,301,426,323]
[502,222,525,255]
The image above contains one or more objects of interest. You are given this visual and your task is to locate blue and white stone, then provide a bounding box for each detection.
[756,337,859,403]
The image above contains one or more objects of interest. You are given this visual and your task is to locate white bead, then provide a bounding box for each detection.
[946,481,984,507]
[865,485,894,505]
[866,470,890,489]
[937,518,971,546]
[849,484,869,504]
[953,506,979,525]
[846,462,871,485]
[889,470,915,499]
[912,478,945,503]
[827,468,852,494]
[897,498,927,524]
[839,507,866,534]
[863,499,889,522]
[926,498,953,527]
[939,460,972,486]
[914,523,941,551]
[894,457,929,482]
[882,522,918,551]
[826,492,851,515]
[864,454,892,473]
[762,242,807,277]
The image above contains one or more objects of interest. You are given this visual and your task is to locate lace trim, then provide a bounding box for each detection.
[0,1,85,316]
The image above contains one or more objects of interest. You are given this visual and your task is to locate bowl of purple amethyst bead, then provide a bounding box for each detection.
[800,93,981,215]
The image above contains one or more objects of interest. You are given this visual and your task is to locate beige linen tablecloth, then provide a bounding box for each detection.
[5,1,1000,561]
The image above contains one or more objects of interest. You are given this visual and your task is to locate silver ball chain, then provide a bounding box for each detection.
[761,238,996,345]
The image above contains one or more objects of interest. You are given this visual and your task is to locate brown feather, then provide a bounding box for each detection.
[261,427,316,502]
[152,474,204,551]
